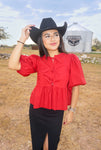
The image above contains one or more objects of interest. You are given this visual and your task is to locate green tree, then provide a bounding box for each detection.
[0,27,9,40]
[92,38,101,51]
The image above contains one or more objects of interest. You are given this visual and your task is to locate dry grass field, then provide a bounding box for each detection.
[0,48,101,150]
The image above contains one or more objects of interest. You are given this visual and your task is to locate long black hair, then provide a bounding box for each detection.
[37,33,68,58]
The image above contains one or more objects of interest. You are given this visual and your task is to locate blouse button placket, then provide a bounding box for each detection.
[52,58,54,62]
[51,58,54,86]
[51,82,54,86]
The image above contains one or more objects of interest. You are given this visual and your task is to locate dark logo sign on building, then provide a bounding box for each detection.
[66,36,81,46]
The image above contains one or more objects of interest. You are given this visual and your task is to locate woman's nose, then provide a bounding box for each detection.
[50,35,55,41]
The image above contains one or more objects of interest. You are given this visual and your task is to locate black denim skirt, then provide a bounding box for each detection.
[29,104,64,150]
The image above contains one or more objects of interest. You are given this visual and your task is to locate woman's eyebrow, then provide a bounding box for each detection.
[54,32,59,34]
[43,32,59,36]
[43,33,50,36]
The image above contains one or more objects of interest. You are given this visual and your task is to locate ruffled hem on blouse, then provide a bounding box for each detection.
[30,86,68,110]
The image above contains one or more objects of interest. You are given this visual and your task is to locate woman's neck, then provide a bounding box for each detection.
[48,49,60,57]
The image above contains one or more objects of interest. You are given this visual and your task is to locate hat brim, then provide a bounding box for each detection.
[30,22,67,44]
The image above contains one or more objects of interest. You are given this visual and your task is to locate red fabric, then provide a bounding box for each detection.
[17,53,86,110]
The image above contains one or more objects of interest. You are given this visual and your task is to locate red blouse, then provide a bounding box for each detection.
[17,53,86,110]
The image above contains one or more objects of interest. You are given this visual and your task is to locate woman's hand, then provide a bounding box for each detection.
[63,110,74,125]
[63,86,79,125]
[19,25,35,43]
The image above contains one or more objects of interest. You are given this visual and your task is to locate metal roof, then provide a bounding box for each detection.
[67,22,92,32]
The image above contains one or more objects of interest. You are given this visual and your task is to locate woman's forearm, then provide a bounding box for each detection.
[63,86,79,125]
[8,41,24,70]
[70,86,79,109]
[8,25,34,70]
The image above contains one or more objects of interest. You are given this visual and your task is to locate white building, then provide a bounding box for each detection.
[63,22,93,53]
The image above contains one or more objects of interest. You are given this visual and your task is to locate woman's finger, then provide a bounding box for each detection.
[25,24,35,29]
[24,25,35,33]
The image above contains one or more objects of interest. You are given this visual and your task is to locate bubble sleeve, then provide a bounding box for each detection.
[67,54,86,105]
[17,54,38,76]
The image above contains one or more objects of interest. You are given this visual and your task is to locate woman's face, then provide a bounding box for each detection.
[42,29,60,52]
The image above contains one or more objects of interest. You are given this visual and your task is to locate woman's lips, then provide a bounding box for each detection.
[50,43,57,46]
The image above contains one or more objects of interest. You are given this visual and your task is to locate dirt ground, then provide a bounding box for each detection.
[0,49,101,150]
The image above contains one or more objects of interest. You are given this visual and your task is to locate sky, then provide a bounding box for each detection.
[0,0,101,46]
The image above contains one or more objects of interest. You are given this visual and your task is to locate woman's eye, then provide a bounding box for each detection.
[45,35,50,38]
[55,33,59,37]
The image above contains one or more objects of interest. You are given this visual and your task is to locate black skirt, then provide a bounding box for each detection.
[29,104,64,150]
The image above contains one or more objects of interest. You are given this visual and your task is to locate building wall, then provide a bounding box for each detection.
[63,28,93,53]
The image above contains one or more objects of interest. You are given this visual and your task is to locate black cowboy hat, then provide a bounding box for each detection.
[30,17,67,44]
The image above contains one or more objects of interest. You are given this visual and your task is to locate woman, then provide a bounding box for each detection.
[8,18,86,150]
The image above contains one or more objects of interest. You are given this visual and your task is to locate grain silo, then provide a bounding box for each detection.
[63,22,93,53]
